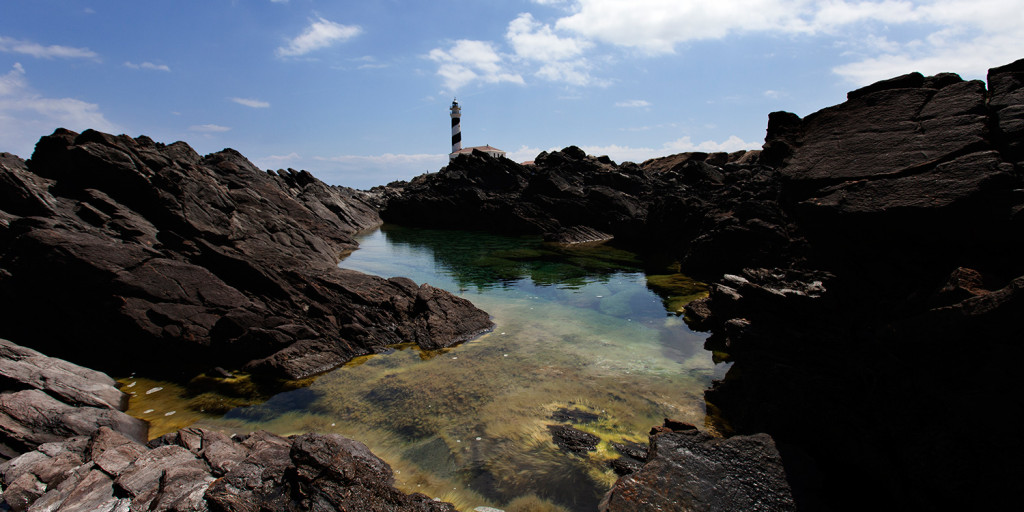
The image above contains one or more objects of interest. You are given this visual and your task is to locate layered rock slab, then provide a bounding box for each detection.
[0,130,492,379]
[1,427,456,512]
[600,420,794,512]
[0,338,145,462]
[696,60,1024,510]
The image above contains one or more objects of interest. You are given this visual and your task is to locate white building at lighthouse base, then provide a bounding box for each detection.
[449,145,507,160]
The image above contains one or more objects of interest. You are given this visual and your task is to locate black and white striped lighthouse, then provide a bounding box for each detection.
[450,99,462,156]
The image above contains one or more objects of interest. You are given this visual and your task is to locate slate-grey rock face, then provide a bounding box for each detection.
[0,129,492,380]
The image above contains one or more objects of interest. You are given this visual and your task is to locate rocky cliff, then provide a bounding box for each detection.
[0,129,493,381]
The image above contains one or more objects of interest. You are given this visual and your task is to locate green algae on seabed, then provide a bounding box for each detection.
[117,372,315,439]
[186,225,728,512]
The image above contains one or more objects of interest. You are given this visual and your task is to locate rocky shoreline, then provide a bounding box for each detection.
[0,130,492,381]
[377,58,1023,510]
[1,57,1022,510]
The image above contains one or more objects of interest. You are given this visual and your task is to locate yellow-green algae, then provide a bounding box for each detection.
[119,226,727,512]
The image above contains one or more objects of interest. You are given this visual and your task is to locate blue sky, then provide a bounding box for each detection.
[2,1,1021,189]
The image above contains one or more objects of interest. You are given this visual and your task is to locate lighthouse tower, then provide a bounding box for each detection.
[448,99,507,160]
[450,99,462,156]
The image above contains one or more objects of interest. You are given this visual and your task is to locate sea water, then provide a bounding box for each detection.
[127,225,725,512]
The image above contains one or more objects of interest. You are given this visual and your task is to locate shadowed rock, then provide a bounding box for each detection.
[0,130,492,380]
[600,420,794,511]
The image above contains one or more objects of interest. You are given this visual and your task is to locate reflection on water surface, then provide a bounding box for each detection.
[145,225,724,511]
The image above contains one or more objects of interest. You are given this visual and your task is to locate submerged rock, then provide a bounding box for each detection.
[600,420,794,511]
[0,130,492,380]
[547,424,599,455]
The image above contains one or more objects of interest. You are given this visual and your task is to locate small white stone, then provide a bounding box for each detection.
[475,437,482,441]
[164,411,176,416]
[143,409,154,414]
[331,423,336,427]
[145,387,163,395]
[126,382,136,388]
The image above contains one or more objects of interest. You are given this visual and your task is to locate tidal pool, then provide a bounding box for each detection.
[132,225,725,511]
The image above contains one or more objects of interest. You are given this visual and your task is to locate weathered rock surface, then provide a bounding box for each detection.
[0,338,146,461]
[380,58,1024,510]
[1,426,456,511]
[693,59,1024,510]
[600,420,794,512]
[378,147,804,277]
[0,130,492,380]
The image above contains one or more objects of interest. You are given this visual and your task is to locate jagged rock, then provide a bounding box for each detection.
[0,338,128,411]
[988,57,1024,165]
[547,424,599,455]
[542,225,614,244]
[1,427,457,512]
[0,339,146,460]
[0,129,492,380]
[381,145,800,277]
[697,60,1024,511]
[601,420,794,511]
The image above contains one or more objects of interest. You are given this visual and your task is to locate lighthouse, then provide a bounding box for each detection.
[450,99,462,155]
[448,99,507,160]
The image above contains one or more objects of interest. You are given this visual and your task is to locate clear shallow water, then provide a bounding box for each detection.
[146,225,724,511]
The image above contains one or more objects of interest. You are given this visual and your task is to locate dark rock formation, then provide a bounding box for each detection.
[693,59,1024,510]
[600,420,794,511]
[379,57,1024,510]
[0,130,493,380]
[378,148,803,277]
[0,338,146,461]
[0,426,457,511]
[547,424,599,455]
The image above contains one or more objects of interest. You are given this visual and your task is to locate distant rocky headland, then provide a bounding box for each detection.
[1,57,1022,510]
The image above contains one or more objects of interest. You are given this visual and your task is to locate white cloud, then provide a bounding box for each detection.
[553,0,812,54]
[540,1,1024,85]
[124,61,170,72]
[615,99,651,107]
[0,63,118,158]
[506,13,599,86]
[428,40,524,91]
[189,124,231,133]
[0,36,99,60]
[277,17,362,58]
[230,97,270,108]
[578,135,762,164]
[663,135,761,153]
[304,152,451,188]
[507,13,591,62]
[830,1,1024,85]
